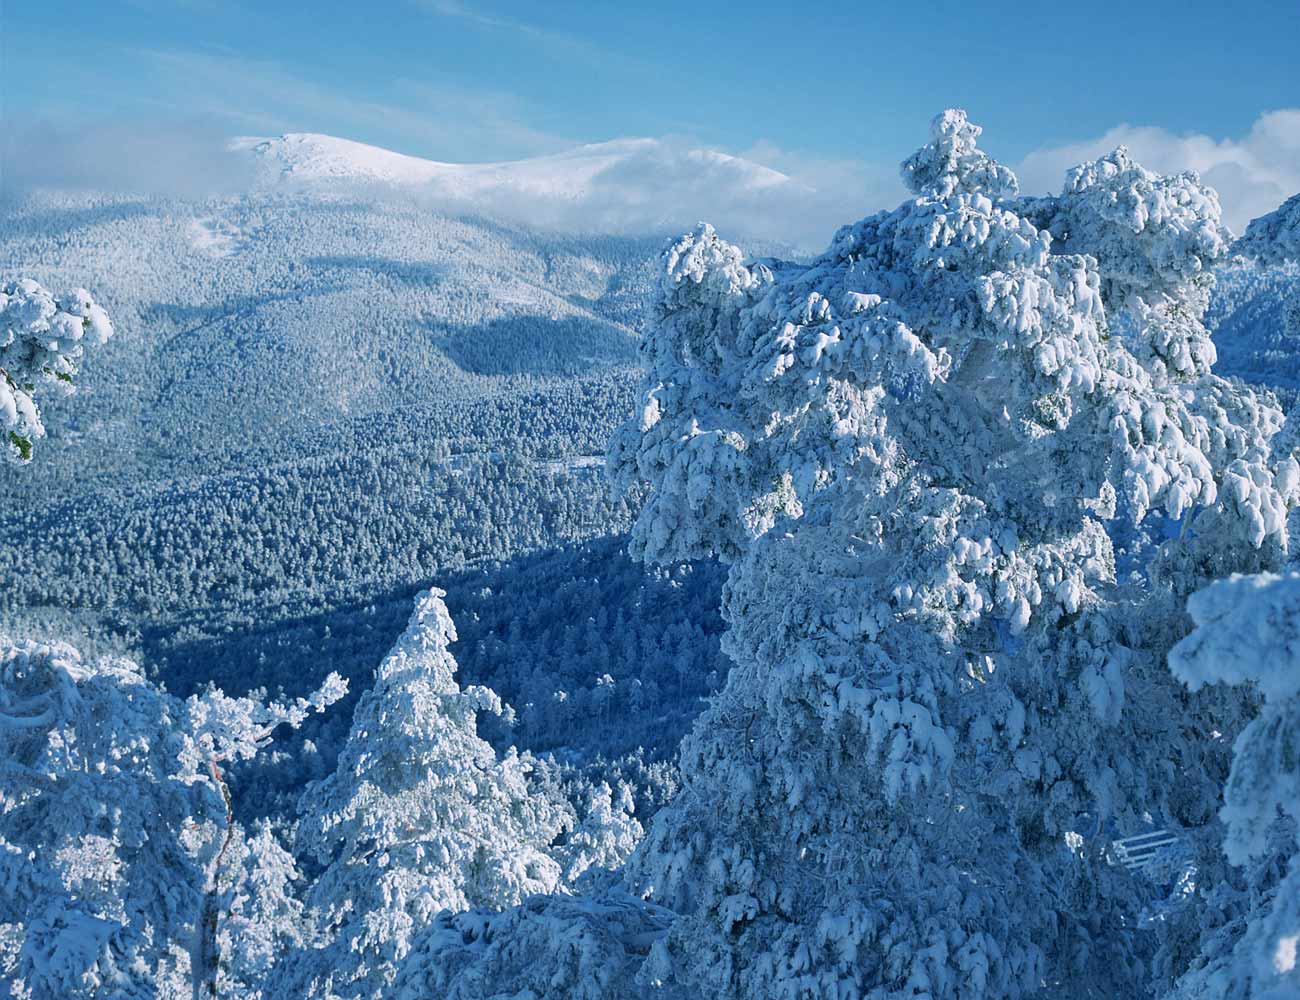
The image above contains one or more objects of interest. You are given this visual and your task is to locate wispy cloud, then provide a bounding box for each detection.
[415,1,636,70]
[420,1,575,45]
[1016,110,1300,234]
[0,43,581,201]
[391,80,572,160]
[129,47,572,161]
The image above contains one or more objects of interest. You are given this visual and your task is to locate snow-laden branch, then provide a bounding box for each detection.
[0,279,112,463]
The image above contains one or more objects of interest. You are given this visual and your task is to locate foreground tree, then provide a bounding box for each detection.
[608,110,1296,998]
[1166,572,1300,998]
[0,280,112,463]
[286,588,574,999]
[0,637,343,999]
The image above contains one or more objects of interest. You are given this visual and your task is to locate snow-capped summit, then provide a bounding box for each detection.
[227,130,827,242]
[230,132,796,201]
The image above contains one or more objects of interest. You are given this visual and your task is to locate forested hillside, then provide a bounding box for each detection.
[0,190,734,816]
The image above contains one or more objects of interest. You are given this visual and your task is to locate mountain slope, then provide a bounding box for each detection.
[1,191,658,487]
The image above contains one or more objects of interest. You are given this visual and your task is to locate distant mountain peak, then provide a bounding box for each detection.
[228,132,797,201]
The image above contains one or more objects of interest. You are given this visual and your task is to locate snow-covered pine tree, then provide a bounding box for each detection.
[608,109,1297,998]
[1165,571,1300,998]
[557,780,644,886]
[215,821,312,999]
[0,637,344,999]
[0,279,112,464]
[287,588,573,999]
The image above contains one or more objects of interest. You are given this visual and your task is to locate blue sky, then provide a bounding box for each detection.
[4,0,1298,229]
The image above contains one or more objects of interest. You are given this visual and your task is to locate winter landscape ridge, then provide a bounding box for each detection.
[5,5,1300,997]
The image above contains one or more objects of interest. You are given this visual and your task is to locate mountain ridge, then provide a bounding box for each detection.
[230,131,799,200]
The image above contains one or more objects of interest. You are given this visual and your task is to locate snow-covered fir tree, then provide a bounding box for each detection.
[0,637,343,999]
[607,109,1298,999]
[214,821,313,999]
[285,588,574,999]
[0,279,112,464]
[1231,190,1300,592]
[557,780,643,885]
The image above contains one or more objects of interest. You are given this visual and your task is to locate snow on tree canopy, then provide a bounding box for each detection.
[0,279,112,464]
[609,108,1299,999]
[1172,571,1300,704]
[610,108,1288,627]
[900,108,1019,200]
[1237,192,1300,266]
[1235,190,1300,347]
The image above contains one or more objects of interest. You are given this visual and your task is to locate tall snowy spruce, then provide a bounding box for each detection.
[0,638,344,999]
[285,588,573,999]
[0,279,112,464]
[608,110,1298,998]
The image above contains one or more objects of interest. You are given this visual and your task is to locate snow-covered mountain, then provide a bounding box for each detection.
[226,131,836,244]
[232,132,794,197]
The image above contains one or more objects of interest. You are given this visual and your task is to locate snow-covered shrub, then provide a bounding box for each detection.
[0,637,343,999]
[391,880,680,1000]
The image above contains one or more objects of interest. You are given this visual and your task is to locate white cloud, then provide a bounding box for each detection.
[1016,110,1300,234]
[0,118,258,200]
[737,139,906,222]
